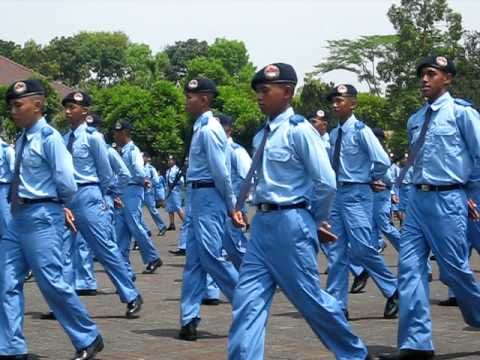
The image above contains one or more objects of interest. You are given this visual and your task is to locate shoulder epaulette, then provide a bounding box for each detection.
[231,142,240,150]
[354,121,366,130]
[86,127,96,134]
[1,142,9,148]
[454,98,473,107]
[201,117,209,126]
[41,127,54,137]
[289,114,305,125]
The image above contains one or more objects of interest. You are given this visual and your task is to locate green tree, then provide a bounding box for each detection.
[454,31,480,106]
[164,39,209,82]
[292,78,332,117]
[208,38,251,77]
[185,57,232,86]
[312,35,397,95]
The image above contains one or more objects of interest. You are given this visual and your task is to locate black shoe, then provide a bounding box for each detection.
[158,227,167,236]
[179,319,197,341]
[132,242,140,251]
[428,273,433,282]
[384,290,399,319]
[343,309,349,321]
[202,298,220,306]
[438,297,458,307]
[167,224,176,231]
[24,271,33,282]
[76,289,97,296]
[429,255,436,261]
[169,249,186,256]
[147,230,152,237]
[0,355,28,359]
[378,242,388,254]
[40,311,56,320]
[365,355,373,360]
[126,295,143,318]
[71,335,104,360]
[350,270,369,294]
[143,258,163,274]
[378,349,435,360]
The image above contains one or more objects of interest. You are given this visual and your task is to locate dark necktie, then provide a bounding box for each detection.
[396,107,433,187]
[235,124,271,211]
[67,132,75,154]
[10,133,27,210]
[332,127,343,174]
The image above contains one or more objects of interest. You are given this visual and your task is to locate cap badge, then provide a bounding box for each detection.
[188,79,199,89]
[435,56,448,67]
[337,85,348,94]
[264,64,280,80]
[114,121,122,130]
[73,92,84,102]
[316,110,325,118]
[13,81,27,94]
[86,115,94,124]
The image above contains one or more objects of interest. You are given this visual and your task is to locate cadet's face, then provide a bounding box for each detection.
[114,130,127,146]
[9,97,42,128]
[255,84,290,117]
[185,93,205,117]
[168,159,174,167]
[64,103,87,126]
[420,67,452,101]
[332,96,355,121]
[310,117,328,135]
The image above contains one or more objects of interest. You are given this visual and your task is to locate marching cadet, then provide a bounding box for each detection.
[143,154,167,236]
[178,78,239,341]
[85,113,134,279]
[165,155,184,230]
[113,120,163,274]
[325,84,398,319]
[309,109,331,152]
[379,56,480,360]
[62,92,143,318]
[228,64,371,360]
[219,113,252,269]
[398,158,413,225]
[0,80,103,360]
[0,122,14,237]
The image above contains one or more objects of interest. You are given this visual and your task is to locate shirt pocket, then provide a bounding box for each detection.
[433,124,460,155]
[266,148,291,162]
[23,147,43,168]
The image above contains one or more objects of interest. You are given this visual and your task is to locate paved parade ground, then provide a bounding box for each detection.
[22,210,480,360]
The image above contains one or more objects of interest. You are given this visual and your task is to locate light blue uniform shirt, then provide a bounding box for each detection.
[330,114,390,183]
[227,138,252,197]
[408,92,480,185]
[107,146,130,195]
[166,165,183,191]
[187,110,235,211]
[320,132,331,153]
[121,141,145,185]
[252,107,336,223]
[402,166,414,185]
[18,117,77,202]
[145,163,159,193]
[63,123,113,194]
[0,140,14,184]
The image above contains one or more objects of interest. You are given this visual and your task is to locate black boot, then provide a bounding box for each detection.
[384,290,399,319]
[179,319,198,341]
[350,270,369,294]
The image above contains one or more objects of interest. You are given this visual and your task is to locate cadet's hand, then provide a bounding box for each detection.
[317,222,337,244]
[230,210,246,228]
[155,200,164,209]
[64,207,77,233]
[468,199,480,221]
[391,194,400,204]
[371,180,386,193]
[113,196,124,209]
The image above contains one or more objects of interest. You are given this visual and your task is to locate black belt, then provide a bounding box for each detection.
[78,182,99,188]
[19,197,59,205]
[0,183,10,186]
[127,183,143,187]
[257,202,307,212]
[191,181,215,189]
[415,184,462,192]
[337,182,369,187]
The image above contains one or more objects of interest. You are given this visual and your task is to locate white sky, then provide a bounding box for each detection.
[1,0,478,89]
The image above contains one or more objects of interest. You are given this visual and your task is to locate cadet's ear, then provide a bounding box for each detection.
[444,73,453,87]
[349,97,358,111]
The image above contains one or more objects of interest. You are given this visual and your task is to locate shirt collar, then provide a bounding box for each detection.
[429,91,452,112]
[121,140,134,155]
[267,107,295,132]
[193,110,213,132]
[69,122,87,138]
[338,114,357,133]
[25,117,47,141]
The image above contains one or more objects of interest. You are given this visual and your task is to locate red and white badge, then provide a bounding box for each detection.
[14,81,27,94]
[188,79,199,89]
[73,92,84,102]
[316,110,325,118]
[436,56,448,67]
[264,64,280,80]
[337,84,348,94]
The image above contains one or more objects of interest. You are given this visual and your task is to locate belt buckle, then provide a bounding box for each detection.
[421,184,430,192]
[259,203,269,212]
